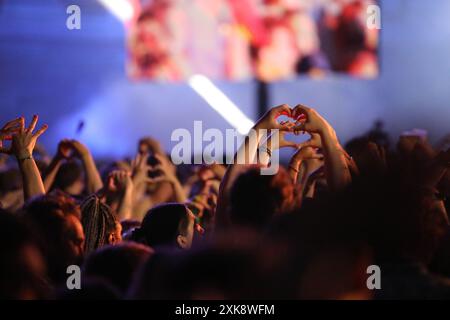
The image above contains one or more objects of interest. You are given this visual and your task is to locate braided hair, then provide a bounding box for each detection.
[81,194,118,254]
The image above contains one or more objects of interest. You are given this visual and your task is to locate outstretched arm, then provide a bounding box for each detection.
[293,105,351,190]
[103,170,135,220]
[215,104,294,229]
[0,116,48,201]
[43,140,73,192]
[69,140,103,194]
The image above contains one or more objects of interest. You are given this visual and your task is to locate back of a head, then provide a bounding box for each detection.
[128,243,262,299]
[0,209,48,299]
[229,166,294,229]
[81,194,118,254]
[82,242,153,294]
[136,203,189,248]
[338,172,448,264]
[23,191,82,285]
[55,278,121,300]
[53,160,83,192]
[0,168,22,194]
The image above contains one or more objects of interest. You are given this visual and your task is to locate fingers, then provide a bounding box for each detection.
[307,154,325,161]
[293,122,307,133]
[276,120,295,131]
[279,120,295,129]
[19,117,25,133]
[26,115,38,134]
[1,117,22,131]
[292,104,311,120]
[292,146,321,161]
[32,124,48,138]
[298,138,320,149]
[273,104,292,117]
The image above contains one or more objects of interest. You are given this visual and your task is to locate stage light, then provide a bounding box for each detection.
[98,0,134,23]
[188,75,255,135]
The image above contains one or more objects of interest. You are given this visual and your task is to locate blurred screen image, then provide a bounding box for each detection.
[127,0,379,81]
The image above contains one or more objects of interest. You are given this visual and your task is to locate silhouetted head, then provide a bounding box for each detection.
[23,191,84,286]
[82,242,153,294]
[229,166,295,230]
[0,209,48,299]
[128,239,264,299]
[131,203,195,250]
[55,278,121,300]
[53,161,85,196]
[0,168,22,193]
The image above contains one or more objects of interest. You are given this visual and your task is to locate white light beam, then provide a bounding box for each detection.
[98,0,134,23]
[189,75,255,135]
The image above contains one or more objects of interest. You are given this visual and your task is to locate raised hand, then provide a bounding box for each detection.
[289,146,323,171]
[145,153,187,203]
[297,132,322,149]
[288,145,324,188]
[131,152,152,187]
[67,140,90,159]
[56,139,74,159]
[292,104,334,136]
[292,104,351,190]
[267,128,301,151]
[59,139,102,193]
[8,115,48,158]
[254,104,296,131]
[1,116,48,200]
[104,169,134,220]
[107,170,133,193]
[0,118,22,154]
[0,117,22,145]
[145,153,176,184]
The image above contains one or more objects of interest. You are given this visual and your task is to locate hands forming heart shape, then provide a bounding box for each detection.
[259,104,333,136]
[255,104,336,154]
[274,108,306,132]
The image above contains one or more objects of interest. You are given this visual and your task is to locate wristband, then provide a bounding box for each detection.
[17,155,33,162]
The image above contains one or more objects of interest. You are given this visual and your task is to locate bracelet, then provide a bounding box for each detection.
[17,155,33,162]
[289,165,299,173]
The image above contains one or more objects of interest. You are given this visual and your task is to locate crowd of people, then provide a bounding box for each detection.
[0,104,450,300]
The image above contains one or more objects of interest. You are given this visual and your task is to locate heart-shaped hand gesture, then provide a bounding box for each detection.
[292,104,334,136]
[255,104,302,131]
